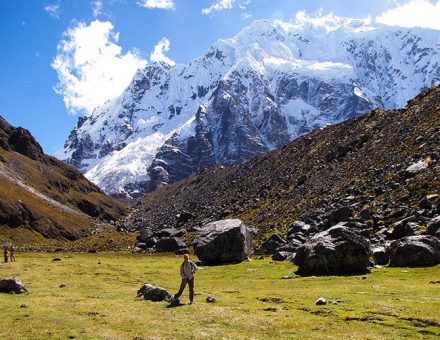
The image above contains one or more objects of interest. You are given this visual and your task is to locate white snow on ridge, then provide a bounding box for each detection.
[60,17,440,195]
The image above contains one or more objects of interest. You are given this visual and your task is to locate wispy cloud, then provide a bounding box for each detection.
[241,12,252,20]
[376,0,440,30]
[137,0,175,10]
[202,0,235,15]
[44,4,60,19]
[150,37,176,66]
[92,0,103,17]
[52,20,147,114]
[239,0,251,10]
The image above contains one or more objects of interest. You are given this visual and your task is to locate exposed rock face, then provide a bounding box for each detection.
[58,18,440,197]
[193,219,254,264]
[389,236,440,267]
[0,277,28,294]
[136,284,171,302]
[294,224,372,275]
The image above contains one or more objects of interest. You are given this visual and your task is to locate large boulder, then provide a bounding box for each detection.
[0,277,28,294]
[155,237,187,252]
[293,224,372,276]
[193,219,254,264]
[389,236,440,267]
[427,216,440,237]
[136,284,171,301]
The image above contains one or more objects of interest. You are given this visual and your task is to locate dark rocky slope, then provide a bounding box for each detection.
[0,116,128,245]
[123,86,440,246]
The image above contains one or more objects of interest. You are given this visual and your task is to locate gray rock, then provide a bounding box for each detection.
[272,251,294,261]
[193,219,254,264]
[288,221,312,236]
[136,284,171,301]
[316,297,327,305]
[389,236,440,267]
[0,277,28,294]
[294,224,372,276]
[155,237,187,252]
[388,216,416,239]
[326,207,353,224]
[427,216,440,237]
[262,234,286,254]
[206,296,216,303]
[372,246,389,265]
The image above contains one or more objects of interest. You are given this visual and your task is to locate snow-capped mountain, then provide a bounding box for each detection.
[58,16,440,197]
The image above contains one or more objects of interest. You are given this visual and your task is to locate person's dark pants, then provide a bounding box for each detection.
[175,278,194,302]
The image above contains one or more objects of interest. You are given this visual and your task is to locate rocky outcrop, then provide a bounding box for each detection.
[0,277,28,294]
[389,236,440,267]
[136,284,171,302]
[193,219,254,264]
[294,224,372,275]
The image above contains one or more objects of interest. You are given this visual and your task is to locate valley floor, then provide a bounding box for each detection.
[0,253,439,339]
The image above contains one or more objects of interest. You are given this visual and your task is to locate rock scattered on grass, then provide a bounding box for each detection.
[0,277,28,294]
[136,284,171,302]
[316,297,327,305]
[206,296,216,303]
[52,258,62,262]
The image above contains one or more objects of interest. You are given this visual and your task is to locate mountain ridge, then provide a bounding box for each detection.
[58,18,440,197]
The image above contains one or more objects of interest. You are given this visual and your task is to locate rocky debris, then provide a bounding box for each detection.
[372,246,390,265]
[272,251,294,262]
[155,237,187,253]
[288,221,312,237]
[136,284,171,302]
[427,216,440,237]
[206,296,216,303]
[193,219,254,264]
[294,224,372,276]
[388,217,416,239]
[389,236,440,267]
[262,234,286,254]
[316,297,327,305]
[0,277,28,294]
[154,227,186,238]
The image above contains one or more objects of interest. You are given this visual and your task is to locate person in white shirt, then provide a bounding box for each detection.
[174,254,198,304]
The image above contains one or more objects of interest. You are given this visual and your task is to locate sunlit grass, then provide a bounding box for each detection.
[0,253,439,339]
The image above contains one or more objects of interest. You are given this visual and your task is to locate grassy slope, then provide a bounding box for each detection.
[0,253,439,339]
[0,129,128,246]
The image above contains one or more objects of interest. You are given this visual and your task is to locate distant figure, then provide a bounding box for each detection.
[3,247,8,263]
[10,246,16,262]
[174,254,198,304]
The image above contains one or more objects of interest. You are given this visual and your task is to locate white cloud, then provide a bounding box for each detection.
[150,37,176,66]
[44,4,60,18]
[137,0,175,10]
[241,12,252,20]
[376,0,440,30]
[294,10,371,31]
[52,20,147,114]
[239,0,251,10]
[92,0,103,17]
[202,0,235,15]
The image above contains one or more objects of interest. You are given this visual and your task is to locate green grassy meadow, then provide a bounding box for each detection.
[0,253,439,339]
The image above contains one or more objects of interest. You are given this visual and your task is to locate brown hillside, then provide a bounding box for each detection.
[125,86,440,242]
[0,116,128,247]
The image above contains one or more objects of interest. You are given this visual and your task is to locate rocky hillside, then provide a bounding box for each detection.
[0,116,128,246]
[57,17,440,197]
[123,86,440,244]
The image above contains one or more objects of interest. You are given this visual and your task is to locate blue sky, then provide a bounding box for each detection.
[1,0,440,154]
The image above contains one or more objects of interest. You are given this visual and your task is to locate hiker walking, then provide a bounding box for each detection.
[3,246,8,263]
[10,245,16,262]
[174,254,198,304]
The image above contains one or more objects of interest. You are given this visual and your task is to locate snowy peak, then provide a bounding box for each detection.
[58,18,440,197]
